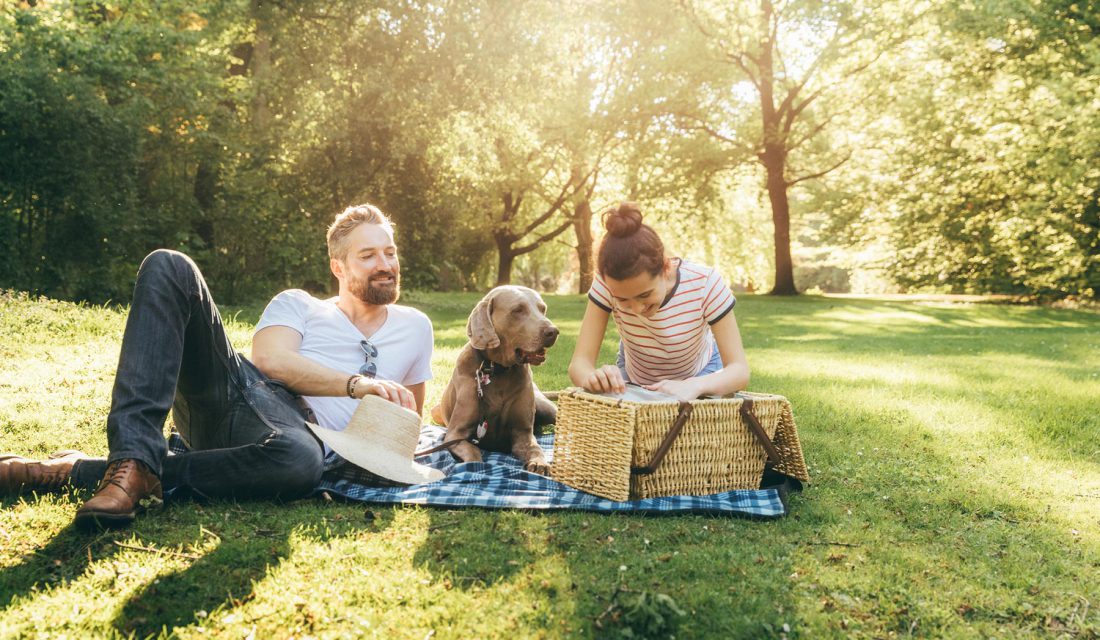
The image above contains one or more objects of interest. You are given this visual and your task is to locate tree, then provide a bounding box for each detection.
[677,0,910,294]
[0,1,245,301]
[825,0,1100,299]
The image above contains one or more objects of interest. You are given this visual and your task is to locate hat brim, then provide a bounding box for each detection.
[308,422,445,485]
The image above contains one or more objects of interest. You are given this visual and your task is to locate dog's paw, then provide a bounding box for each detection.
[524,459,551,476]
[429,404,446,426]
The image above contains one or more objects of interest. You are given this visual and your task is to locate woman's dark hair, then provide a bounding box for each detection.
[596,202,665,280]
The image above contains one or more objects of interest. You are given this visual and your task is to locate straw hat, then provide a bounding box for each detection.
[307,395,445,485]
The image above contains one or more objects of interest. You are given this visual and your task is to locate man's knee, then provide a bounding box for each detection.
[138,249,198,281]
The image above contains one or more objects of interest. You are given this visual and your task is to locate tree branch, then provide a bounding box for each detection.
[679,1,762,90]
[584,168,600,200]
[787,45,888,131]
[513,218,575,256]
[520,181,572,237]
[670,111,755,155]
[727,51,762,91]
[786,111,841,151]
[786,152,851,186]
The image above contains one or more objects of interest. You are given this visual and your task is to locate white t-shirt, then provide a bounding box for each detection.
[254,289,434,433]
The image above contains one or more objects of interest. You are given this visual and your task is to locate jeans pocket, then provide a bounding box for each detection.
[244,378,310,432]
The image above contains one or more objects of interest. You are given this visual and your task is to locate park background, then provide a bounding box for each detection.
[1,1,1098,638]
[1,0,1098,304]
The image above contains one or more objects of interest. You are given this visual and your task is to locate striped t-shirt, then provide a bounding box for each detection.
[588,259,736,385]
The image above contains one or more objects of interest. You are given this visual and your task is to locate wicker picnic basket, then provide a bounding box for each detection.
[551,388,809,502]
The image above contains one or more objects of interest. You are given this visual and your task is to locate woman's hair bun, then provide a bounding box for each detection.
[603,202,644,237]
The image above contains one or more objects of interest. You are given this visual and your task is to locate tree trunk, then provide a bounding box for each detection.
[762,147,797,295]
[570,161,596,293]
[249,0,272,134]
[573,198,594,293]
[495,231,516,286]
[757,0,798,295]
[193,161,217,249]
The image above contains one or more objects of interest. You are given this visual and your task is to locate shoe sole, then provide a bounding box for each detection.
[74,509,138,530]
[74,493,163,530]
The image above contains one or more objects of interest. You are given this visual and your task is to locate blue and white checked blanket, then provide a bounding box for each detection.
[168,426,793,517]
[314,425,793,518]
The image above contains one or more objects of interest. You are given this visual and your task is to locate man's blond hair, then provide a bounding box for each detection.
[326,203,396,261]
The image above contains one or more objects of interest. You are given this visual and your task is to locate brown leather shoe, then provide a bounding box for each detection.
[74,459,163,529]
[0,450,88,495]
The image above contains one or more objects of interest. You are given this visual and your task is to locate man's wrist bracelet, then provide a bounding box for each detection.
[346,374,361,398]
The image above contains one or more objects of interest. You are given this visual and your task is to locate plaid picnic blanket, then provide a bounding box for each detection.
[316,425,795,518]
[168,426,795,517]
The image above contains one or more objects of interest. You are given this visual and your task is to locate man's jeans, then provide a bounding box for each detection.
[70,250,324,499]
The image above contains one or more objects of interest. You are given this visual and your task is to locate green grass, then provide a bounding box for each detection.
[1,289,1098,639]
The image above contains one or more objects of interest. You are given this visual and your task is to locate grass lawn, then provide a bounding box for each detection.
[1,289,1098,639]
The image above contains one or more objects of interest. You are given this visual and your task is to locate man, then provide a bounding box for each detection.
[0,204,433,528]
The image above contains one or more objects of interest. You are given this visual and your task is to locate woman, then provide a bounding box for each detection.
[568,202,750,401]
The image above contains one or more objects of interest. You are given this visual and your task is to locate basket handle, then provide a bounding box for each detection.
[739,396,783,465]
[631,402,693,475]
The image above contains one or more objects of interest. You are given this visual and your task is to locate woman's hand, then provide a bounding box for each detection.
[359,378,417,411]
[582,365,627,394]
[643,378,704,402]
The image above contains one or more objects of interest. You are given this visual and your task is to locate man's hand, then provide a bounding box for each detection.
[582,365,627,394]
[643,378,703,402]
[358,378,417,411]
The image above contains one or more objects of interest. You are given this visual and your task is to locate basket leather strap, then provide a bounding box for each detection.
[739,397,783,465]
[631,401,693,475]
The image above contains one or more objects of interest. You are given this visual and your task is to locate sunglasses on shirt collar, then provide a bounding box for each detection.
[359,339,378,378]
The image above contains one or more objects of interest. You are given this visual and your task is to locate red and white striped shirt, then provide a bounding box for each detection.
[588,259,736,385]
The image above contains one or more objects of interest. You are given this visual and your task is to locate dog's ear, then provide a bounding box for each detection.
[467,292,500,350]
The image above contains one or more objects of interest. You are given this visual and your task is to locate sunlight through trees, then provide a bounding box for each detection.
[1,0,1096,302]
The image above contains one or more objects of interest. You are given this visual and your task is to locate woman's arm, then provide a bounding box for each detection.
[568,299,626,394]
[644,311,750,401]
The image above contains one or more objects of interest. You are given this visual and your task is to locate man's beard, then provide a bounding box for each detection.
[350,270,400,305]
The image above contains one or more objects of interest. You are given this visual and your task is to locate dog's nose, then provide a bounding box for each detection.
[542,325,559,346]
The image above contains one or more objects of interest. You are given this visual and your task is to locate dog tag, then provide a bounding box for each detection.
[476,421,488,439]
[475,370,491,398]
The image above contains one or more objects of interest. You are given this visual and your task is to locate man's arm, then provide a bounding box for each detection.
[251,325,415,411]
[407,381,426,417]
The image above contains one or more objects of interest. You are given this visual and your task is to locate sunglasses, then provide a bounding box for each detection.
[359,339,378,378]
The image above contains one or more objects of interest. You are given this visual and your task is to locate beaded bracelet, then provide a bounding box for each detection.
[346,374,361,398]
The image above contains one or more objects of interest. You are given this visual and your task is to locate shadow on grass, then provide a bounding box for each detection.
[409,505,799,637]
[109,501,396,638]
[406,343,1095,636]
[111,516,292,636]
[0,497,396,638]
[0,506,122,608]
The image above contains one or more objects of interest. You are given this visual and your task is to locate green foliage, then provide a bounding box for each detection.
[0,4,141,300]
[0,0,253,301]
[598,589,687,639]
[814,0,1100,299]
[2,1,1100,301]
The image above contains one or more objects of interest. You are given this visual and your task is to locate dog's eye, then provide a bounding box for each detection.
[537,304,547,313]
[512,305,527,316]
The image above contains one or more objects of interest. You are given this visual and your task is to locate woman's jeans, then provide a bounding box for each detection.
[69,250,324,500]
